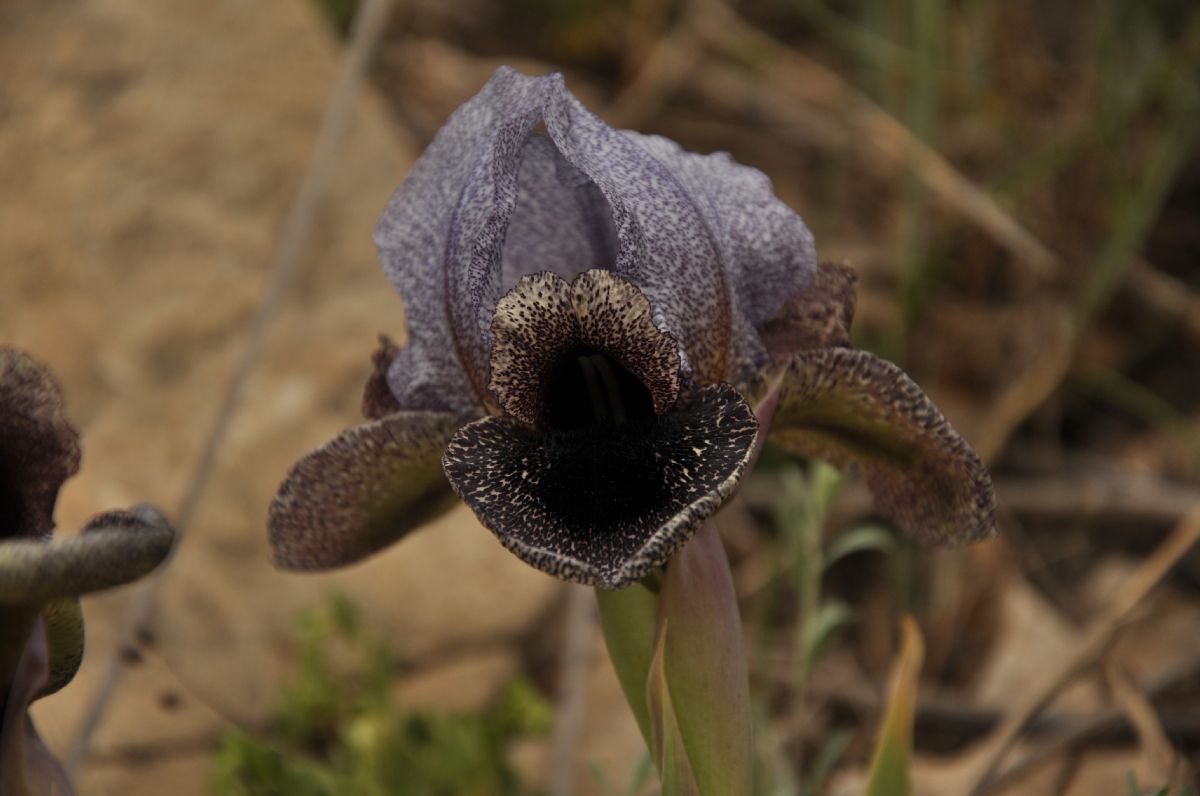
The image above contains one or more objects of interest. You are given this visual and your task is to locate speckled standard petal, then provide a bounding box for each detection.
[374,68,553,413]
[0,506,175,604]
[627,133,817,363]
[377,67,820,414]
[768,348,995,546]
[498,134,618,290]
[269,412,468,570]
[0,348,81,541]
[442,384,758,588]
[760,261,858,357]
[537,80,740,385]
[490,270,680,425]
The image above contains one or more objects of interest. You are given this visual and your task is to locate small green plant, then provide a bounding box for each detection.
[210,595,552,796]
[1125,771,1200,796]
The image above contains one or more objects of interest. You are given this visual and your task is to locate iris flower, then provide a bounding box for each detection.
[268,67,994,585]
[266,67,995,793]
[0,348,175,796]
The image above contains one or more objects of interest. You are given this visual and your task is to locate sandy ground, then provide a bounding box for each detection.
[1,0,642,792]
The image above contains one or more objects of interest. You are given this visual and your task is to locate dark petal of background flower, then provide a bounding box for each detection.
[768,347,995,546]
[0,506,175,603]
[442,383,758,588]
[36,597,83,699]
[0,348,81,541]
[269,411,469,570]
[0,621,76,796]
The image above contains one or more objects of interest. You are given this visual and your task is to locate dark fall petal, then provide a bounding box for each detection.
[0,621,76,796]
[361,334,403,420]
[760,261,859,357]
[37,598,83,699]
[269,412,467,570]
[442,383,758,589]
[0,348,82,541]
[768,348,995,545]
[490,270,680,425]
[0,505,175,604]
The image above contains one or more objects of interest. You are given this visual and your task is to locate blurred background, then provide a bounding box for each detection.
[2,0,1199,793]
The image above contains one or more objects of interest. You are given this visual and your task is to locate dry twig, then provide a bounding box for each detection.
[65,0,398,772]
[967,505,1200,795]
[549,585,598,796]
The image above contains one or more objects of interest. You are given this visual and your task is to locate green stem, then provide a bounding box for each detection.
[596,580,658,749]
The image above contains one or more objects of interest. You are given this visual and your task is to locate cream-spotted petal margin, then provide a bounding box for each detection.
[442,384,757,588]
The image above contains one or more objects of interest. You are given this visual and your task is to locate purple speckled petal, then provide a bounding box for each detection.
[626,132,817,353]
[376,67,819,413]
[499,134,618,291]
[374,69,552,413]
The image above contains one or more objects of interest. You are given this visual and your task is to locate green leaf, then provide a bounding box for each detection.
[823,525,896,571]
[596,581,659,749]
[802,600,856,675]
[864,616,925,796]
[647,617,700,795]
[658,523,753,796]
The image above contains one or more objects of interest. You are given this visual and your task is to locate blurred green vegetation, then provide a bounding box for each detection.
[210,596,553,796]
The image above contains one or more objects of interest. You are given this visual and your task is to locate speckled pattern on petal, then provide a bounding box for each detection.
[269,412,467,570]
[0,348,81,541]
[375,67,821,416]
[760,261,858,357]
[769,348,995,546]
[628,132,818,371]
[489,270,681,425]
[375,69,552,413]
[442,383,758,588]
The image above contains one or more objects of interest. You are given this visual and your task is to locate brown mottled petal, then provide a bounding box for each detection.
[269,412,467,570]
[768,348,995,545]
[37,598,83,698]
[442,383,758,588]
[760,261,859,358]
[361,334,403,420]
[0,506,175,604]
[0,348,82,541]
[490,270,681,425]
[0,621,76,796]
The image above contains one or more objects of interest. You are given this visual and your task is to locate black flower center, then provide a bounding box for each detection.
[544,347,656,431]
[0,445,22,540]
